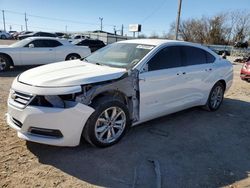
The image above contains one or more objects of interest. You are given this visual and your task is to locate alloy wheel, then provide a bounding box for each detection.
[210,86,223,109]
[94,107,126,144]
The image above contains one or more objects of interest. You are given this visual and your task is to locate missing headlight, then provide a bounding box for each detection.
[44,96,65,108]
[30,95,65,108]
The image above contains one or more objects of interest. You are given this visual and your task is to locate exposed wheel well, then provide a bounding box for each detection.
[0,53,14,66]
[91,91,128,106]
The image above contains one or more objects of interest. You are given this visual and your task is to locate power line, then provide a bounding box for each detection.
[3,9,114,27]
[141,0,167,23]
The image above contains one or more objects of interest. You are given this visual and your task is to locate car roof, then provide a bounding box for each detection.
[118,39,207,47]
[118,39,183,46]
[26,37,71,44]
[118,39,216,54]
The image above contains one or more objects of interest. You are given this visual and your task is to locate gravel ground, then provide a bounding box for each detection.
[0,40,250,187]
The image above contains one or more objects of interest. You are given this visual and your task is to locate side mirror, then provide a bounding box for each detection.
[28,43,34,48]
[141,64,149,73]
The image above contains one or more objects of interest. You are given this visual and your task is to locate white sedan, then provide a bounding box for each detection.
[0,37,91,71]
[6,39,233,147]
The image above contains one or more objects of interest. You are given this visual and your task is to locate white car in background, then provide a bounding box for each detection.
[0,37,91,71]
[0,30,11,39]
[6,39,233,147]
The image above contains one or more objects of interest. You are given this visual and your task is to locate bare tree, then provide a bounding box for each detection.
[231,10,250,42]
[149,32,159,39]
[168,10,250,45]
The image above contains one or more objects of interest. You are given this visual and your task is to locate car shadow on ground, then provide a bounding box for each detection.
[0,65,40,77]
[27,98,250,188]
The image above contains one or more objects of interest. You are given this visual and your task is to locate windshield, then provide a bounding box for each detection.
[85,43,155,69]
[9,39,30,47]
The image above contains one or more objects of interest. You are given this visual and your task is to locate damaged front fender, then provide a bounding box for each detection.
[75,69,140,122]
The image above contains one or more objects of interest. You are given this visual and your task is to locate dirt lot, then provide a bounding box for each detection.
[0,40,250,188]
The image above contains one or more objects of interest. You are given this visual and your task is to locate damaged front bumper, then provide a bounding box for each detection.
[7,100,94,147]
[6,79,95,147]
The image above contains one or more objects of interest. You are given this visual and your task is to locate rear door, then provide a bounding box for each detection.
[179,46,216,105]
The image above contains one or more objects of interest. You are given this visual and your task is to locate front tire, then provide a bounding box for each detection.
[205,82,225,111]
[83,97,130,147]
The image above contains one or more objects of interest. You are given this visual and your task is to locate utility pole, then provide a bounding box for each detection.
[175,0,182,40]
[65,25,67,33]
[99,17,103,31]
[121,24,124,36]
[2,10,6,32]
[25,12,28,31]
[113,25,116,35]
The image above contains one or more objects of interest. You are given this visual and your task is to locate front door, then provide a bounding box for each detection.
[20,39,56,65]
[139,46,187,122]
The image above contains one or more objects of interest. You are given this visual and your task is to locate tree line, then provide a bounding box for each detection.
[141,10,250,45]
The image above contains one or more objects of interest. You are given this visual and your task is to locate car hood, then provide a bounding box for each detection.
[18,60,127,87]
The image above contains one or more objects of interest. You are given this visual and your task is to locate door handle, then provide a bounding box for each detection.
[205,68,212,72]
[139,78,146,82]
[49,49,53,51]
[177,72,186,75]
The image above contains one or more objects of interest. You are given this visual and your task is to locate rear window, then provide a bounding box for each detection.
[181,46,215,66]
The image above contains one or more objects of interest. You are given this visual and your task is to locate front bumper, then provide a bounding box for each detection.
[7,100,94,147]
[240,69,250,80]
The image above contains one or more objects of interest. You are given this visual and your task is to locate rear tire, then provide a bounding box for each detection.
[65,53,81,61]
[205,82,225,111]
[83,96,130,147]
[0,54,11,71]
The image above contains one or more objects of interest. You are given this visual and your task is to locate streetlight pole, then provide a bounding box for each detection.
[99,17,103,31]
[175,0,182,40]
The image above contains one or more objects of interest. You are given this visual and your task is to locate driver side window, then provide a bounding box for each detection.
[25,40,45,48]
[147,46,182,71]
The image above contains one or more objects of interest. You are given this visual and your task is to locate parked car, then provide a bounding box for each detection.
[0,37,91,71]
[12,31,33,40]
[207,45,232,56]
[18,31,57,40]
[6,39,233,147]
[72,39,106,52]
[55,32,65,38]
[0,30,11,39]
[240,57,250,82]
[234,41,248,49]
[72,34,89,40]
[8,31,17,38]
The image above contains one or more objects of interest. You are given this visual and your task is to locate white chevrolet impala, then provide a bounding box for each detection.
[0,37,91,71]
[6,39,233,147]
